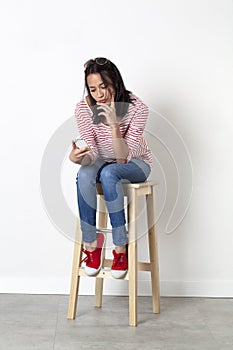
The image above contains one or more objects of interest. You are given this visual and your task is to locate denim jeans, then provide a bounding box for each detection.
[76,158,151,246]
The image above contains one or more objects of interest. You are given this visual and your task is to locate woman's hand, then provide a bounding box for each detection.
[96,93,129,163]
[96,94,117,125]
[69,141,91,165]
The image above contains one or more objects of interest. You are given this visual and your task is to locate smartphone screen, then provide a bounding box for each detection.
[75,139,89,148]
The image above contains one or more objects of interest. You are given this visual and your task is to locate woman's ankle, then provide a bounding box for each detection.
[115,245,126,254]
[84,239,97,252]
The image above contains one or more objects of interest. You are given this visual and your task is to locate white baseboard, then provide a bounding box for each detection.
[160,280,233,298]
[1,277,233,297]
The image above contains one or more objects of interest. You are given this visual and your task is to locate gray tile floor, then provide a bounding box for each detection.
[0,294,232,350]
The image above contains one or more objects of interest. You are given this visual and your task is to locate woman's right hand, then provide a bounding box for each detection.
[69,141,91,165]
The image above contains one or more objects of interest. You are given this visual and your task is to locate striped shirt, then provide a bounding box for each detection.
[74,93,153,168]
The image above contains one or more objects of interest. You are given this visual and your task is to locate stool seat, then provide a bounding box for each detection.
[67,181,160,326]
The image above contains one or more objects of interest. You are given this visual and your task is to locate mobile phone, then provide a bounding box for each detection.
[74,138,89,148]
[91,105,105,125]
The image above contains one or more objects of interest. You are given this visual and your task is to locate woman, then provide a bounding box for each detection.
[69,57,152,278]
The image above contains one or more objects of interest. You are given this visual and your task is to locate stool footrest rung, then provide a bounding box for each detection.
[102,259,153,272]
[78,260,153,277]
[138,262,152,271]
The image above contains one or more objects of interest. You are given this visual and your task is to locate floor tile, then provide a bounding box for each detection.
[0,294,232,350]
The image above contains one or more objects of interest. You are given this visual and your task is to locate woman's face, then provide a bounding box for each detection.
[87,73,114,104]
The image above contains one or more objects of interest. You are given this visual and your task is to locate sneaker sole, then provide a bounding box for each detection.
[111,269,128,279]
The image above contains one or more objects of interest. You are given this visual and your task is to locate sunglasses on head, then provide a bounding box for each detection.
[84,57,110,69]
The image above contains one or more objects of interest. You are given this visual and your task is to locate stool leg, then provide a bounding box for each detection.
[128,188,138,326]
[146,186,160,314]
[67,219,82,319]
[95,195,108,308]
[95,274,104,308]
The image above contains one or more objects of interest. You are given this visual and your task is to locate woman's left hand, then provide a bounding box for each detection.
[96,94,117,125]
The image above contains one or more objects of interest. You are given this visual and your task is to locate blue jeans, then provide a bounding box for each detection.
[76,158,151,246]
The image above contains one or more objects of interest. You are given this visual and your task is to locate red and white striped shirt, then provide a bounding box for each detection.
[74,94,153,168]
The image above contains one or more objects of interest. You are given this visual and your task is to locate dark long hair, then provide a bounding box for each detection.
[84,58,135,124]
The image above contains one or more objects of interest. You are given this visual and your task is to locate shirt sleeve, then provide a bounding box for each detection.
[124,100,149,163]
[74,102,99,165]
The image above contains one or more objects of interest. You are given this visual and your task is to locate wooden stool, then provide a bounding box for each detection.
[67,181,160,326]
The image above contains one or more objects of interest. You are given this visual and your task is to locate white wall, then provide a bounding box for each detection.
[0,0,233,297]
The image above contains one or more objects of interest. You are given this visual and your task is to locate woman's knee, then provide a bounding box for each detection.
[99,164,119,184]
[76,165,97,186]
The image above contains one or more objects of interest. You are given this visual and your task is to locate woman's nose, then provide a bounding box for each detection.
[97,89,104,97]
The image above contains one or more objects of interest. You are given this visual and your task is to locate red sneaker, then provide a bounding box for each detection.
[81,233,105,276]
[111,247,128,279]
